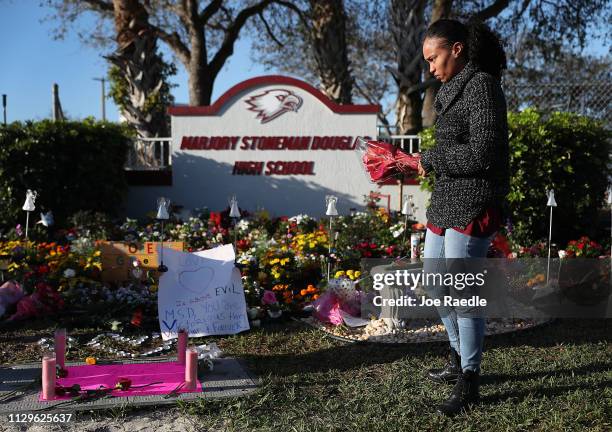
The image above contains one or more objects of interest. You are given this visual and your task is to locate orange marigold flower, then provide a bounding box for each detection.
[85,357,96,365]
[312,294,319,300]
[300,289,308,296]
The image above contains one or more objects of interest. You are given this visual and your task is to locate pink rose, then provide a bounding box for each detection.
[262,290,278,305]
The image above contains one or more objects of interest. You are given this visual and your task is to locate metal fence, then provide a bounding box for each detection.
[504,82,611,125]
[376,135,421,154]
[125,138,171,170]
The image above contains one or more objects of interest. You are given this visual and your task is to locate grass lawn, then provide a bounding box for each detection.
[1,318,610,431]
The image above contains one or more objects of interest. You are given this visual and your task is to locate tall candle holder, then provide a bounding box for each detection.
[54,328,66,370]
[185,346,198,390]
[41,351,56,400]
[177,328,188,365]
[546,189,557,285]
[229,195,241,254]
[156,197,171,273]
[22,189,37,240]
[325,195,338,282]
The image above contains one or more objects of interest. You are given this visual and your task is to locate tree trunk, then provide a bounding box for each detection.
[187,57,214,106]
[113,0,148,47]
[108,0,169,167]
[310,0,353,104]
[422,0,453,127]
[391,0,427,135]
[185,7,213,107]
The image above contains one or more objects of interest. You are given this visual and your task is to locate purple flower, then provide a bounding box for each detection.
[15,224,23,237]
[505,217,513,235]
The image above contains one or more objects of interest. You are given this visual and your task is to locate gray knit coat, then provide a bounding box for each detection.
[420,61,510,229]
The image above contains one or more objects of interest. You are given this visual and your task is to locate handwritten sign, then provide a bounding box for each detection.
[96,241,184,282]
[157,244,250,340]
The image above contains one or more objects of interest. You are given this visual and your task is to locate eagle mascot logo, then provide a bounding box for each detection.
[245,89,303,124]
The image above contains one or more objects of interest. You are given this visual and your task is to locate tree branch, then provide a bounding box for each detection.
[258,11,284,47]
[149,24,191,64]
[81,0,114,13]
[208,0,276,76]
[471,0,512,21]
[199,0,224,23]
[273,0,310,29]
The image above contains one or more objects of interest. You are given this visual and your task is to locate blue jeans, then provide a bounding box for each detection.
[423,228,494,373]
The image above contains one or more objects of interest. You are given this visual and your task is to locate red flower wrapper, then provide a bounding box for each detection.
[355,138,420,183]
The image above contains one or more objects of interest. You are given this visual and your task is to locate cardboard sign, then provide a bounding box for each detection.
[97,241,184,282]
[157,244,250,340]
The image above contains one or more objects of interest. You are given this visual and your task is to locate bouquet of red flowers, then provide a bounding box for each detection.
[356,138,420,183]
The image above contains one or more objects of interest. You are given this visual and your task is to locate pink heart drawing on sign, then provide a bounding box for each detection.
[178,267,215,294]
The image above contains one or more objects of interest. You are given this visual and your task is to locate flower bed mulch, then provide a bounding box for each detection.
[297,316,553,344]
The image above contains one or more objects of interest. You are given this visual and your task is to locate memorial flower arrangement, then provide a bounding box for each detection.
[2,197,609,324]
[167,217,211,250]
[562,236,605,258]
[515,241,550,258]
[290,230,329,256]
[0,237,108,320]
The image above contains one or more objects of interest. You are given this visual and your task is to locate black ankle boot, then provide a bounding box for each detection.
[436,369,480,416]
[427,347,461,384]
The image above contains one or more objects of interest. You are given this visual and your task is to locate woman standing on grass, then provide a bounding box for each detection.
[418,19,510,416]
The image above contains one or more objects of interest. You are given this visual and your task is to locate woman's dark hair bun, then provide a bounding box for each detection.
[424,18,507,80]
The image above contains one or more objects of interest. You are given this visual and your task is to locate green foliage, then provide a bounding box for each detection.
[507,109,610,245]
[0,119,131,230]
[416,126,436,193]
[107,52,177,135]
[417,110,611,245]
[68,210,118,240]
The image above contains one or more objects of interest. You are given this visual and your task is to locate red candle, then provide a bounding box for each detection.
[54,328,66,370]
[42,352,56,400]
[184,347,198,390]
[177,329,188,364]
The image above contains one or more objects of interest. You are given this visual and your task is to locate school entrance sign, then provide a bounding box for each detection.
[125,75,403,217]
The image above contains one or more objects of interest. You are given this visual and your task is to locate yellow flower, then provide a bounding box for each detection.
[280,257,290,266]
[270,258,280,265]
[335,270,345,278]
[354,271,361,278]
[93,250,101,257]
[85,357,96,365]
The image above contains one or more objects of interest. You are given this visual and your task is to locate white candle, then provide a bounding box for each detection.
[42,352,56,400]
[184,347,198,390]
